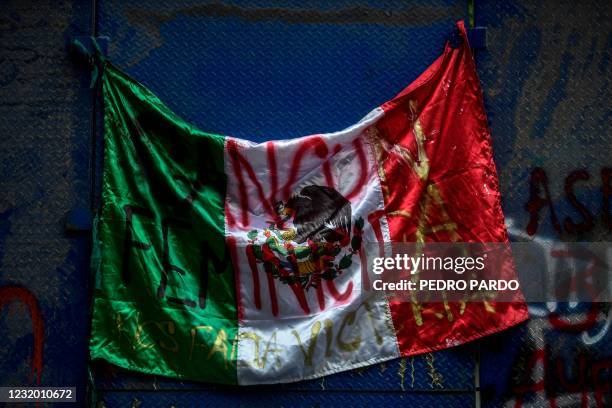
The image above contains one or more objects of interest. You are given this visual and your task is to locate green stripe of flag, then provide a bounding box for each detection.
[89,63,238,384]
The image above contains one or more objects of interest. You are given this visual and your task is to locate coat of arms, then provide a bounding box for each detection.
[246,185,364,289]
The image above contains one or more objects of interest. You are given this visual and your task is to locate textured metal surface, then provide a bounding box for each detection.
[476,0,611,240]
[96,390,475,407]
[0,0,93,402]
[100,0,464,141]
[92,346,475,391]
[475,1,611,406]
[1,0,610,407]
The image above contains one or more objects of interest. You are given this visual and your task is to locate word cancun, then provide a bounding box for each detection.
[373,279,520,291]
[372,254,486,275]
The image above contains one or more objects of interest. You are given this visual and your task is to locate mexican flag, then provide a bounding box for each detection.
[89,21,528,385]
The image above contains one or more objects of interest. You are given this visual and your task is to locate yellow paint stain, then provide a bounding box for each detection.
[292,320,322,367]
[206,329,230,368]
[337,311,362,352]
[398,358,407,391]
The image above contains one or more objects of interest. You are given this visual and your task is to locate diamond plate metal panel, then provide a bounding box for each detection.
[475,1,611,407]
[99,0,464,141]
[96,389,475,407]
[0,0,93,404]
[92,346,476,392]
[475,0,611,241]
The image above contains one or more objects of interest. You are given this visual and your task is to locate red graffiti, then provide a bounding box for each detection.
[322,144,342,188]
[315,279,326,311]
[229,136,371,228]
[225,196,237,229]
[279,269,310,315]
[513,348,611,407]
[512,349,558,408]
[345,138,369,201]
[266,141,279,205]
[556,355,587,393]
[227,139,279,228]
[592,360,612,406]
[513,348,547,392]
[264,269,280,316]
[227,136,375,316]
[525,166,611,236]
[227,237,244,322]
[549,308,599,334]
[547,248,603,332]
[525,167,561,236]
[0,285,44,384]
[281,136,329,201]
[325,279,353,304]
[227,141,250,228]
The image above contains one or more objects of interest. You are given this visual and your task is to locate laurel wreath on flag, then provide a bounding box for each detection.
[246,217,364,289]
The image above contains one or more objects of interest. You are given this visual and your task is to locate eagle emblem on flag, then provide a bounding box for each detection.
[246,185,364,290]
